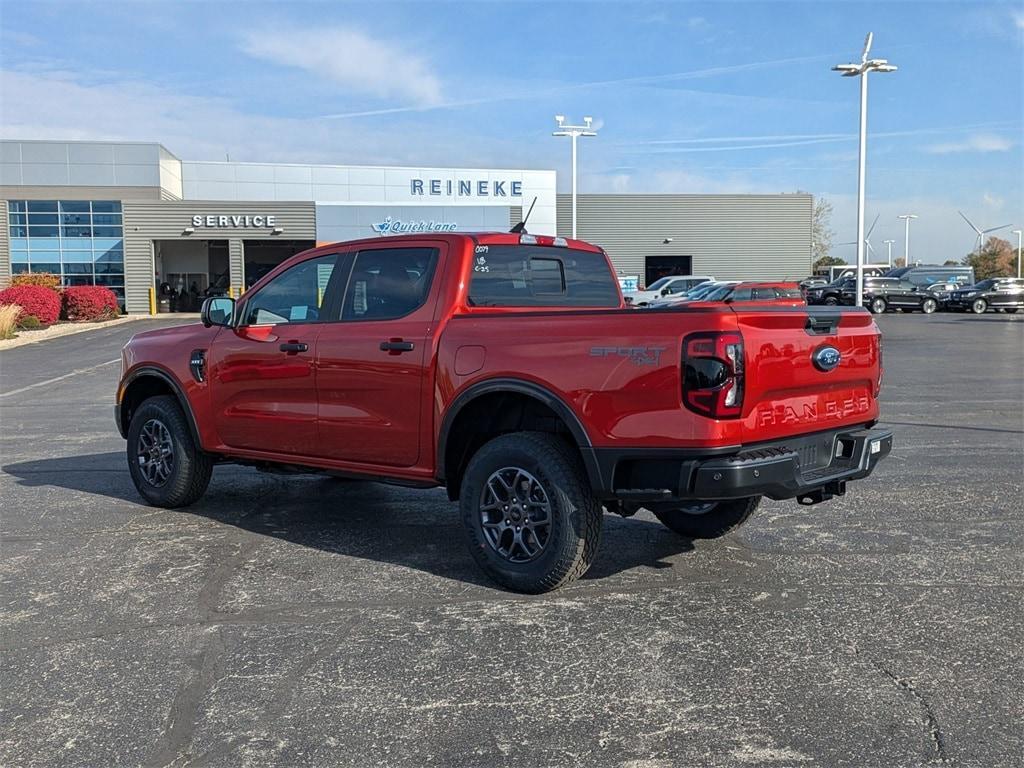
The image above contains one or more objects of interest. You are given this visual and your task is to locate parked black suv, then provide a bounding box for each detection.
[805,277,853,306]
[845,277,941,314]
[946,278,1024,314]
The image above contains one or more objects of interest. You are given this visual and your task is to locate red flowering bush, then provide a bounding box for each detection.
[62,286,120,321]
[0,285,61,325]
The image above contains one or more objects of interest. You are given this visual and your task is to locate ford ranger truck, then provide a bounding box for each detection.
[115,232,892,593]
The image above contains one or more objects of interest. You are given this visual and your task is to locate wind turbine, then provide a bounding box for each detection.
[958,211,1011,252]
[863,214,880,262]
[840,213,881,261]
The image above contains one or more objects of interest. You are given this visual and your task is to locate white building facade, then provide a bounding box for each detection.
[0,140,557,313]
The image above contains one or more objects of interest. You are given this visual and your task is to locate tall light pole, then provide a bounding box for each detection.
[833,33,897,308]
[898,214,917,266]
[553,115,598,239]
[884,239,895,268]
[1013,229,1023,279]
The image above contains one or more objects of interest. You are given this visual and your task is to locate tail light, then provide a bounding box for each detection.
[875,334,884,396]
[682,331,744,419]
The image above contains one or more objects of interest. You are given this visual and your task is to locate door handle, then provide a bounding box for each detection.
[380,339,415,353]
[279,341,308,354]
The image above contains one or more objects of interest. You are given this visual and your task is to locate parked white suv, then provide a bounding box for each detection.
[627,275,715,306]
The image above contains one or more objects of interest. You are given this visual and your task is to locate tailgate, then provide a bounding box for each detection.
[734,307,881,442]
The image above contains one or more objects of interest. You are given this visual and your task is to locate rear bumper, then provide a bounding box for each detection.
[587,425,893,503]
[691,427,892,501]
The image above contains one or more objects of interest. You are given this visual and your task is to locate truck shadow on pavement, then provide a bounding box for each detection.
[3,452,696,588]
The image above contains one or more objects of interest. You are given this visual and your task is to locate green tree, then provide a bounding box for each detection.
[813,255,846,270]
[963,236,1017,280]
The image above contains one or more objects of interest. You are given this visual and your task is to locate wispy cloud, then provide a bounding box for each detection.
[240,26,442,106]
[924,133,1015,154]
[616,123,1019,154]
[318,52,840,119]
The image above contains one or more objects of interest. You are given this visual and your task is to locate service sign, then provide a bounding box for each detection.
[191,214,278,228]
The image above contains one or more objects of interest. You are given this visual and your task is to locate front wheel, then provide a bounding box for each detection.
[921,297,938,314]
[870,297,888,314]
[127,395,212,508]
[460,432,602,593]
[971,298,988,314]
[823,296,839,306]
[652,497,760,539]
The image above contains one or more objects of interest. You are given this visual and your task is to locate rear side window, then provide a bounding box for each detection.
[342,247,438,321]
[468,245,619,307]
[777,286,803,298]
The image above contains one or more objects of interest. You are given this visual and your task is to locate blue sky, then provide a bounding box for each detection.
[1,0,1021,261]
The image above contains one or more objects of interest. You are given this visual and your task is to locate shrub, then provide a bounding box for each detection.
[61,286,120,321]
[11,272,61,291]
[0,285,61,325]
[0,304,20,339]
[18,315,42,330]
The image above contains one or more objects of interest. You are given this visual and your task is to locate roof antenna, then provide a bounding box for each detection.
[510,196,537,234]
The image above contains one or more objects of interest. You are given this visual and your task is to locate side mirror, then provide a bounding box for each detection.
[201,296,235,328]
[661,287,670,296]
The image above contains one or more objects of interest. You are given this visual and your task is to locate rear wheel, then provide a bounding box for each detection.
[921,297,938,314]
[1005,308,1018,314]
[971,298,988,314]
[870,297,888,314]
[127,395,212,508]
[460,432,602,593]
[652,497,760,539]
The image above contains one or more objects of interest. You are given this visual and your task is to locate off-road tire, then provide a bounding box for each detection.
[823,296,839,306]
[460,432,602,593]
[971,298,988,314]
[870,297,887,314]
[127,395,213,508]
[652,496,761,539]
[921,298,938,314]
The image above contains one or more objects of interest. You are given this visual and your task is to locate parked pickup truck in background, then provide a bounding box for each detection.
[116,232,892,592]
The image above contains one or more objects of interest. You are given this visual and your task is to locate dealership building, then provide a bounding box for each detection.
[0,139,811,313]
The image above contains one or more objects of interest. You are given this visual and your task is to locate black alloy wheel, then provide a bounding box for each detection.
[127,395,213,508]
[478,467,552,563]
[460,432,602,593]
[652,497,761,539]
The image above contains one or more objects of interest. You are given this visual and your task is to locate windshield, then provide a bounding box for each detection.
[646,277,672,291]
[704,284,735,301]
[686,282,719,299]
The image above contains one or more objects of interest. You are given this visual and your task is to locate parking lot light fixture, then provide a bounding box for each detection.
[833,33,898,307]
[898,214,917,266]
[553,114,598,239]
[884,239,895,268]
[1013,230,1022,279]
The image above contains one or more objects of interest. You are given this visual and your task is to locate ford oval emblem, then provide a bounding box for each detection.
[813,345,842,372]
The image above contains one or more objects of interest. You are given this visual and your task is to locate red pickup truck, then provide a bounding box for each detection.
[116,232,891,592]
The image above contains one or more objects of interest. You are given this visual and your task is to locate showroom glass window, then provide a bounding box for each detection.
[7,200,125,305]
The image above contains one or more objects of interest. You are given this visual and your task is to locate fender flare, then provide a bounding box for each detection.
[436,377,602,489]
[118,365,202,448]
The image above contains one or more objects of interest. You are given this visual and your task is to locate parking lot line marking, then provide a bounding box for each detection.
[0,358,121,398]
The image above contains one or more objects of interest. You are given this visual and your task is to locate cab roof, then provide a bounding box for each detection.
[308,231,605,254]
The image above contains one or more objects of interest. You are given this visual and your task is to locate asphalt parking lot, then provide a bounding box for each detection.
[1,312,1022,767]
